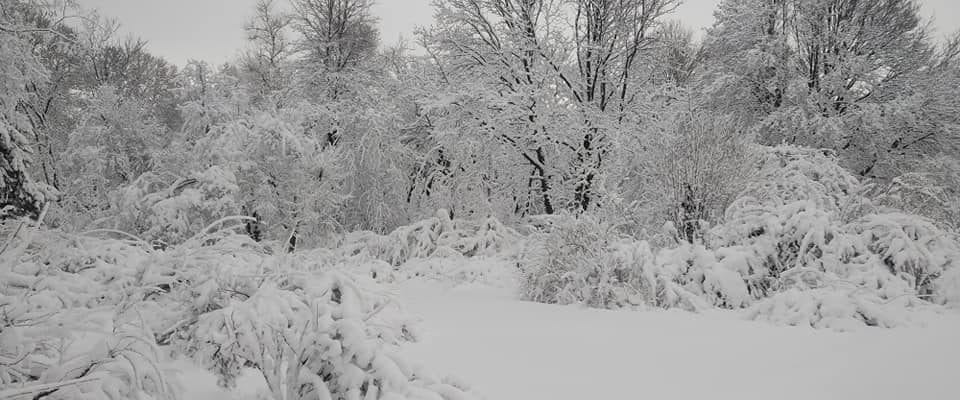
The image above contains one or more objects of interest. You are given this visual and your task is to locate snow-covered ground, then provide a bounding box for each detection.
[395,281,960,400]
[181,268,960,400]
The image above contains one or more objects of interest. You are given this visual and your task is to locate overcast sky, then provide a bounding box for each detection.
[78,0,960,67]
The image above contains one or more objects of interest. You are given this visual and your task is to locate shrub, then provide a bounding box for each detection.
[637,112,758,243]
[520,145,960,330]
[740,145,868,217]
[518,214,629,308]
[851,213,960,300]
[1,228,178,400]
[875,155,960,231]
[745,288,925,332]
[0,220,476,400]
[339,209,521,266]
[185,273,470,400]
[110,166,241,246]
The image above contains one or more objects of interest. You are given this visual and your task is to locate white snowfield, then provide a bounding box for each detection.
[181,269,960,400]
[394,281,960,400]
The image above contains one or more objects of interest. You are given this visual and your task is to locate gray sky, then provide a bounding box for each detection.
[78,0,960,67]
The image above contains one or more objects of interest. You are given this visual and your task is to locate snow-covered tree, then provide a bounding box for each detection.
[702,0,956,179]
[638,110,758,243]
[242,0,296,109]
[420,0,681,216]
[54,85,168,228]
[0,0,60,219]
[291,0,378,73]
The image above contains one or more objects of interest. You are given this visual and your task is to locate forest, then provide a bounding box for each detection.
[2,0,960,399]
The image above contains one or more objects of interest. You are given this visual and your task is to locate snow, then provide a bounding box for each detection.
[393,280,960,400]
[175,361,267,400]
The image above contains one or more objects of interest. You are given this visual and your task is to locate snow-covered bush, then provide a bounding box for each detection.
[655,242,754,309]
[712,199,841,299]
[184,271,472,400]
[875,155,960,231]
[110,166,242,246]
[50,85,171,229]
[641,112,758,243]
[708,148,862,300]
[936,267,960,307]
[851,213,960,300]
[519,146,960,329]
[719,147,959,328]
[339,210,521,266]
[181,102,349,247]
[515,214,702,309]
[712,205,957,330]
[518,214,743,311]
[0,227,178,400]
[1,219,477,400]
[519,214,621,307]
[745,288,926,332]
[332,254,518,288]
[606,240,716,311]
[739,145,869,217]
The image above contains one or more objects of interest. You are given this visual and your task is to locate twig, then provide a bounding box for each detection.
[1,202,50,261]
[81,229,153,252]
[0,220,26,255]
[0,376,99,399]
[183,216,257,246]
[364,298,395,322]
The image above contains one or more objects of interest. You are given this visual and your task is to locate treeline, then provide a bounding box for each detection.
[2,0,959,247]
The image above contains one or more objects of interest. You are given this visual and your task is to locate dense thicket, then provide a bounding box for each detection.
[1,0,956,238]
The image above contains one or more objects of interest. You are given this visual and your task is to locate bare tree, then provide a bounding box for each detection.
[84,37,180,124]
[648,111,756,243]
[422,0,680,213]
[243,0,294,107]
[567,0,680,210]
[290,0,379,72]
[647,20,702,87]
[422,0,564,214]
[791,0,930,115]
